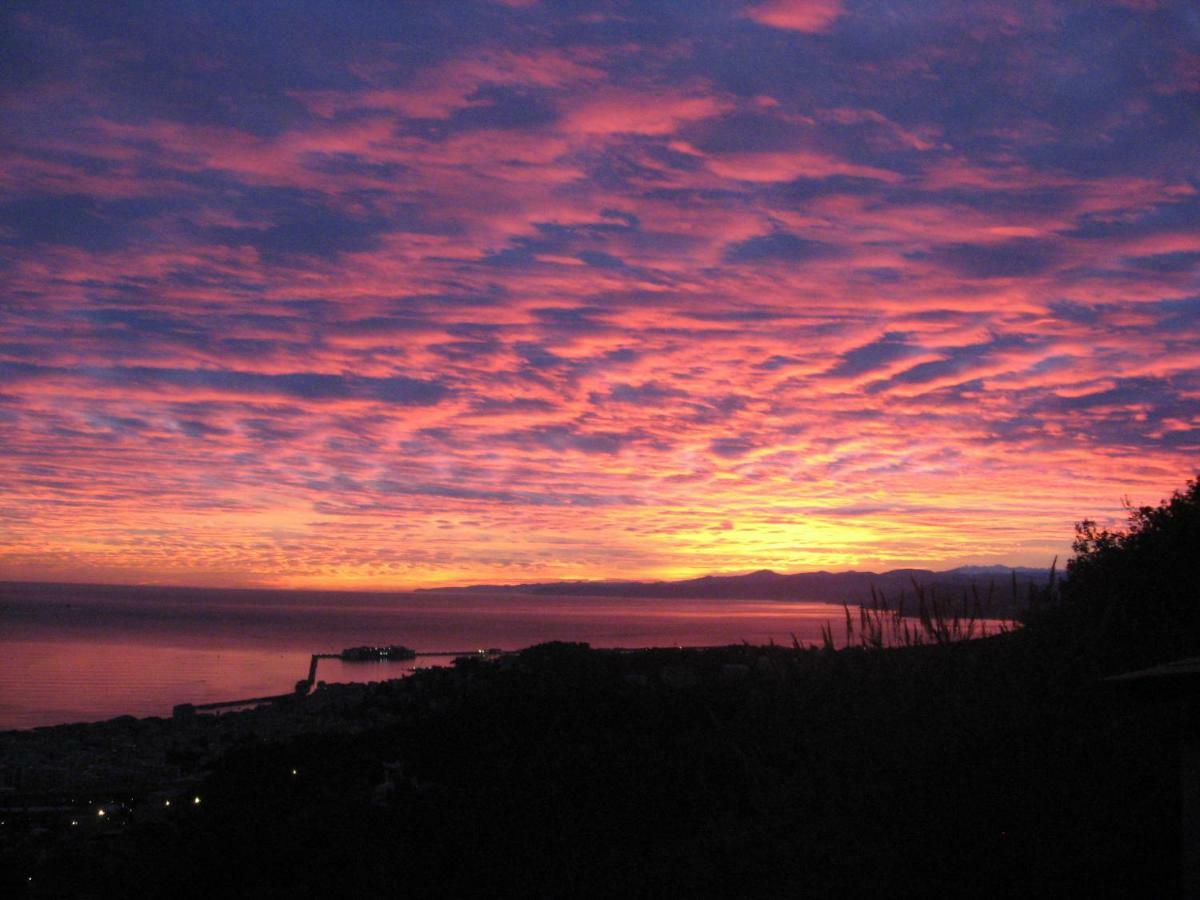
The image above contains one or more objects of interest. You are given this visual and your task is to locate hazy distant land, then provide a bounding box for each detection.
[418,564,1051,607]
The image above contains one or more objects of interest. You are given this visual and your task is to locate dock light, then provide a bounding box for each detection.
[164,800,171,807]
[193,796,201,805]
[291,768,298,776]
[97,809,105,817]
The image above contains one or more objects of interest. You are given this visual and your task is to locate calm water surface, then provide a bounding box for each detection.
[0,583,850,729]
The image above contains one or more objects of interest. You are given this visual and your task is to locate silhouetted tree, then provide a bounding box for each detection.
[1064,476,1200,669]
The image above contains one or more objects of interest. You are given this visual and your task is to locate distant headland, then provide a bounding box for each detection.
[417,565,1051,604]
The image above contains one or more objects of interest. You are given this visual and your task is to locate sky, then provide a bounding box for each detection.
[1,0,1198,589]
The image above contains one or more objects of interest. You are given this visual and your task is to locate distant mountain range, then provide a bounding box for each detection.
[419,566,1054,608]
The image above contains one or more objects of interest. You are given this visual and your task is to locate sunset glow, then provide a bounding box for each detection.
[2,2,1197,587]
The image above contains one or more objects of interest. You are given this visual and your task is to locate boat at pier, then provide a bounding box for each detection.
[339,645,417,662]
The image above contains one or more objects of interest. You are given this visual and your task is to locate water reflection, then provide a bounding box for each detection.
[0,585,912,728]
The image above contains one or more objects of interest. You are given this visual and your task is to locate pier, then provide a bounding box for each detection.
[299,649,502,693]
[174,648,506,718]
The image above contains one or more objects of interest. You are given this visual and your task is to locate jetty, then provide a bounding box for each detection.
[173,647,505,718]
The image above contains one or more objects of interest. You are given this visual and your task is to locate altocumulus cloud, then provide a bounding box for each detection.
[0,0,1197,586]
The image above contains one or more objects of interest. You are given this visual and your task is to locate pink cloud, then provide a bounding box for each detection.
[565,89,733,136]
[701,149,902,183]
[743,0,844,32]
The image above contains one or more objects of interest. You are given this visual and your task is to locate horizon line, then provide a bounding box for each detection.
[0,562,1058,595]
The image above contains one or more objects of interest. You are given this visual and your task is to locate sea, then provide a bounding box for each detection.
[0,582,854,730]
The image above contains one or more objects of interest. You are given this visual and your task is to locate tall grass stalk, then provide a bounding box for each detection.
[816,566,1061,651]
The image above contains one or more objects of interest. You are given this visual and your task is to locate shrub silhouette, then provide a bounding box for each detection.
[1061,475,1200,670]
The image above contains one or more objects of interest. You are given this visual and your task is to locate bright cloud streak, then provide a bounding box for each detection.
[0,1,1197,588]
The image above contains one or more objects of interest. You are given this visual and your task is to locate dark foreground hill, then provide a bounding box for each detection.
[2,636,1178,897]
[3,479,1197,897]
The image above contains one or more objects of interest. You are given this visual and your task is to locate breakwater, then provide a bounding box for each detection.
[173,648,505,718]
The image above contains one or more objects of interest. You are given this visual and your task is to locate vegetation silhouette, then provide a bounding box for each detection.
[5,477,1198,896]
[818,568,1037,652]
[1060,477,1200,671]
